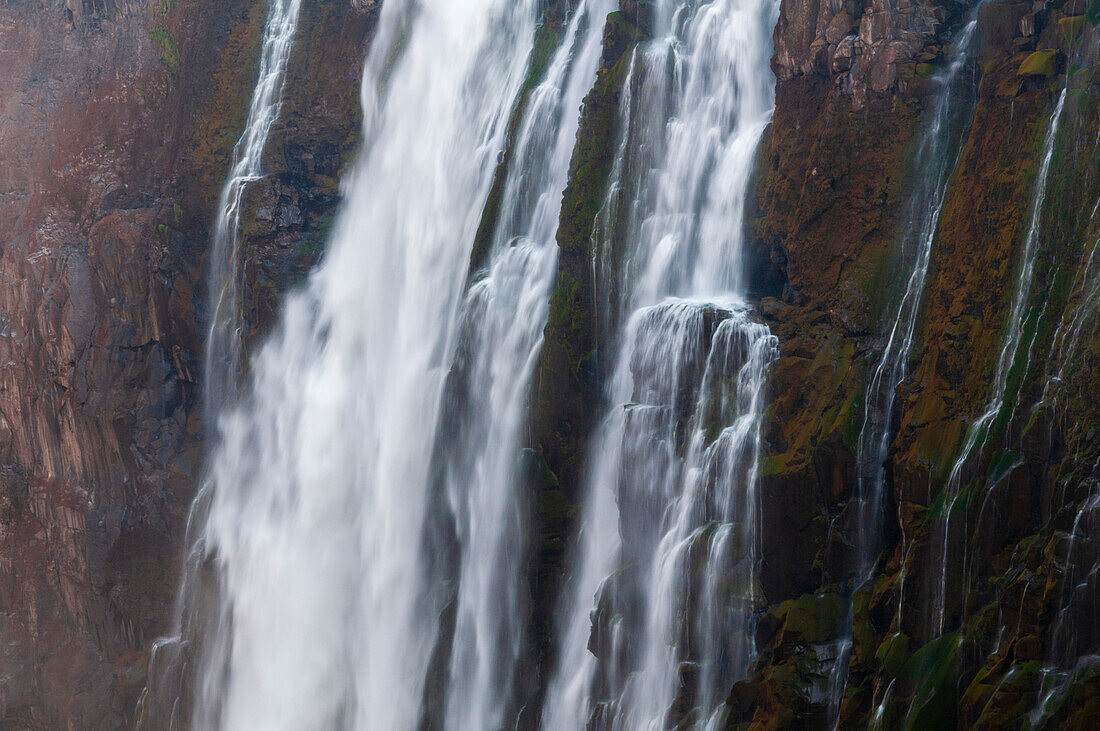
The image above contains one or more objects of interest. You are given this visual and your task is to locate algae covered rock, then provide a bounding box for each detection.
[1017,48,1062,76]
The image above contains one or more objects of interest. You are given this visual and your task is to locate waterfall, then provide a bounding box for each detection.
[428,1,612,726]
[136,2,301,725]
[1043,194,1100,402]
[205,0,303,418]
[1031,451,1100,725]
[930,89,1067,638]
[1028,174,1100,728]
[544,0,779,726]
[157,0,619,727]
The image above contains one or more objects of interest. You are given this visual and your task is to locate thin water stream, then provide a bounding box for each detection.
[931,89,1067,637]
[137,2,302,724]
[823,17,983,720]
[205,0,303,418]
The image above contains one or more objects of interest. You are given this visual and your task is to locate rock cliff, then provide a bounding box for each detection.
[0,1,374,726]
[4,0,1100,726]
[728,0,1100,725]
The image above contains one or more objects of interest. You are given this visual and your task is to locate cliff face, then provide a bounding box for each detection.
[492,0,1100,724]
[731,0,1100,725]
[0,1,374,727]
[5,0,1100,726]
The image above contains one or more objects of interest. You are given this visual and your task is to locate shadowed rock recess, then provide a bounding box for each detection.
[3,0,1100,727]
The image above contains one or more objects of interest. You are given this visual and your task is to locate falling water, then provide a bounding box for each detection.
[205,0,303,417]
[187,0,538,726]
[1029,198,1100,726]
[544,0,779,726]
[1042,193,1100,405]
[852,17,980,584]
[164,0,619,727]
[135,2,301,725]
[822,19,983,720]
[931,88,1068,637]
[1030,454,1100,725]
[428,2,612,727]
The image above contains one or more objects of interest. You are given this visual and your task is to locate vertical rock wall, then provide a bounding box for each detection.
[733,0,1100,726]
[0,1,375,726]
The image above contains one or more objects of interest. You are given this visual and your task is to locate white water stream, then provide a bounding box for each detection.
[931,88,1067,636]
[544,0,779,726]
[205,0,303,417]
[153,0,786,726]
[178,0,612,727]
[137,2,301,725]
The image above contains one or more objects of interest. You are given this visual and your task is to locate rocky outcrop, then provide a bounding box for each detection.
[237,0,378,348]
[522,5,650,723]
[773,0,956,98]
[0,1,375,726]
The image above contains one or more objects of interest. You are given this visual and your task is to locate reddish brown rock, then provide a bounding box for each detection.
[0,1,375,726]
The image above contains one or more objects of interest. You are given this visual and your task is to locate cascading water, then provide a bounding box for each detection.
[425,2,612,727]
[1030,450,1100,724]
[205,0,303,417]
[1043,195,1100,401]
[136,2,301,724]
[197,0,536,720]
[544,0,779,726]
[929,88,1067,638]
[851,16,980,585]
[1028,189,1100,726]
[161,0,614,728]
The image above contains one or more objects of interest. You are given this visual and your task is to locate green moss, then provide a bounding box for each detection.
[1017,49,1059,78]
[970,661,1044,727]
[778,592,845,644]
[927,481,975,522]
[987,448,1023,486]
[150,28,181,76]
[1089,0,1100,26]
[876,632,911,676]
[1059,16,1088,46]
[297,214,335,256]
[759,452,793,478]
[900,632,963,730]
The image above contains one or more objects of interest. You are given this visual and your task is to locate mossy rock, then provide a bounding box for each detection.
[1035,658,1100,728]
[150,27,181,75]
[778,592,845,645]
[899,632,963,730]
[971,661,1043,728]
[875,632,911,676]
[1058,16,1088,46]
[1017,49,1061,77]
